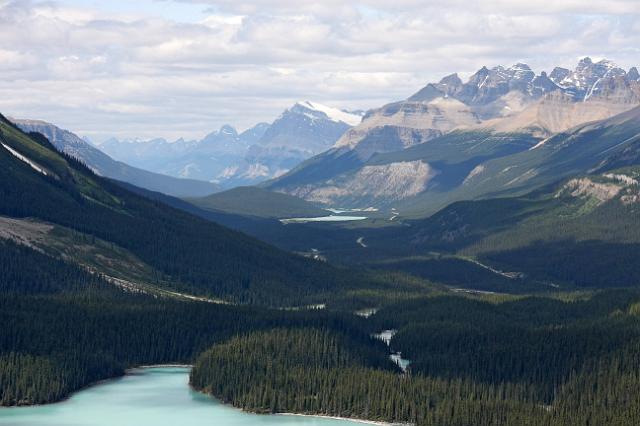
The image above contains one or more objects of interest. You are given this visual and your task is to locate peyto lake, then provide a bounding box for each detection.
[0,367,370,426]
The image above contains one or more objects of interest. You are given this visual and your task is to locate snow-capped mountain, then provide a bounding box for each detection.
[258,101,362,153]
[334,57,640,156]
[293,101,363,126]
[97,101,362,189]
[550,58,627,100]
[218,101,363,186]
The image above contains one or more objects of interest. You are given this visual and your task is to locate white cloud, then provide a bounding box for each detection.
[0,0,638,141]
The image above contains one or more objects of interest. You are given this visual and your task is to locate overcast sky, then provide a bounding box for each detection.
[0,0,638,141]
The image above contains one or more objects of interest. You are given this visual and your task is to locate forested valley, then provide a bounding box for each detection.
[0,237,375,406]
[192,292,640,426]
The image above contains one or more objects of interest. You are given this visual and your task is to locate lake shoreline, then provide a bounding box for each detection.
[0,363,193,409]
[129,364,193,371]
[278,412,396,425]
[3,366,398,426]
[194,384,396,426]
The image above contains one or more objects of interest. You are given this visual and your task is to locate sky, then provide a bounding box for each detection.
[0,0,638,142]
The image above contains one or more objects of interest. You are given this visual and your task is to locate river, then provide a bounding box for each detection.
[0,367,378,426]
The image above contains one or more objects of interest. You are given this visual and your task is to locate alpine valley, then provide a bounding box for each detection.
[3,55,640,426]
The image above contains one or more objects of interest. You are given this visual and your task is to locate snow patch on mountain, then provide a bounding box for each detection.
[296,101,363,126]
[1,142,50,176]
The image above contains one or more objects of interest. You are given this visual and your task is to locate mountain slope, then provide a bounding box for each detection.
[483,76,640,136]
[12,119,219,198]
[420,106,640,207]
[268,131,540,210]
[0,113,371,306]
[401,168,640,289]
[186,186,327,219]
[386,105,640,215]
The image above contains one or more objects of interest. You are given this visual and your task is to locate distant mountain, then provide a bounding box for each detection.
[97,124,265,183]
[12,119,219,198]
[98,101,363,189]
[97,137,198,171]
[267,58,640,213]
[268,130,540,210]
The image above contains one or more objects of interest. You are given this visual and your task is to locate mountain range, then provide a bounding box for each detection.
[98,101,363,189]
[266,58,640,214]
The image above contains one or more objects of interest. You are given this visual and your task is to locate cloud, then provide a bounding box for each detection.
[0,0,638,140]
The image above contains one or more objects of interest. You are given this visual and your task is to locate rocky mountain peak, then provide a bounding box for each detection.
[219,124,238,137]
[549,67,571,84]
[510,63,532,70]
[558,57,627,100]
[439,73,463,88]
[577,56,594,67]
[468,66,491,84]
[408,58,638,110]
[199,125,244,155]
[530,71,560,97]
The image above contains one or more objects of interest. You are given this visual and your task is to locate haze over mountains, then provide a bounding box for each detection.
[98,101,363,189]
[11,119,219,198]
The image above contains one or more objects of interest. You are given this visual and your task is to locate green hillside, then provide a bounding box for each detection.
[0,113,376,306]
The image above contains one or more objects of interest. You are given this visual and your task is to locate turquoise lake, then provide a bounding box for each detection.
[0,367,365,426]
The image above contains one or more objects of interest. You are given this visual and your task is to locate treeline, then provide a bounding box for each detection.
[190,328,541,425]
[0,291,380,406]
[192,293,640,425]
[0,238,375,406]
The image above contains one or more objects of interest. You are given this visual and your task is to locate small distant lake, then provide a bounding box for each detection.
[280,215,368,224]
[0,367,372,426]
